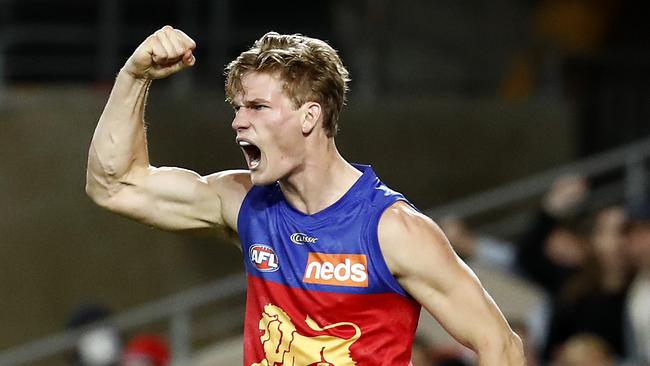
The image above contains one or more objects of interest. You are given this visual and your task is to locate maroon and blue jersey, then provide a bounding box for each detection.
[238,164,421,366]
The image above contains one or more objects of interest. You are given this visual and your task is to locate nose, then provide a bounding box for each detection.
[231,109,251,131]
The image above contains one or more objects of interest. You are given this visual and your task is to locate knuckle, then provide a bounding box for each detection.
[173,29,195,48]
[155,50,169,60]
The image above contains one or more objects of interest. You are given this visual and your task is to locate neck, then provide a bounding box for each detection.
[279,139,362,215]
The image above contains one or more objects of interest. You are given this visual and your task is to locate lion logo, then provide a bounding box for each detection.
[251,304,361,366]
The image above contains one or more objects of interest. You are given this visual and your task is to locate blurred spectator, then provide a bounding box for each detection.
[516,175,590,295]
[66,304,121,366]
[122,334,170,366]
[551,333,615,366]
[545,207,631,359]
[411,336,434,366]
[625,199,650,364]
[440,216,515,272]
[515,175,590,360]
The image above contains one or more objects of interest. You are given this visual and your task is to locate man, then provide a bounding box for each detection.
[86,26,525,365]
[625,199,650,364]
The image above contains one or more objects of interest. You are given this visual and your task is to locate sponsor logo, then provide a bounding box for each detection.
[303,252,368,287]
[249,244,279,272]
[252,304,360,366]
[290,232,318,245]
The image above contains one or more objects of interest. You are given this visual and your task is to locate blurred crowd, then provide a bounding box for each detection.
[413,174,650,366]
[66,304,170,366]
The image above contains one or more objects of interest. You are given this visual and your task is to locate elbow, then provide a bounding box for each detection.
[476,330,526,366]
[85,180,109,208]
[504,331,526,364]
[85,163,145,211]
[85,171,116,209]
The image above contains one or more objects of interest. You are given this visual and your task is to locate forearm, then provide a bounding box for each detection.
[86,70,152,199]
[428,277,527,366]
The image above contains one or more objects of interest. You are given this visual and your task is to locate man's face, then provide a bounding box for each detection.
[231,71,306,185]
[592,207,626,265]
[626,221,650,269]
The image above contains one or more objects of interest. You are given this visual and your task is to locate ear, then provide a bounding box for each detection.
[301,102,322,135]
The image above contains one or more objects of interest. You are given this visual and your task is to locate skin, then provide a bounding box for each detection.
[86,26,525,365]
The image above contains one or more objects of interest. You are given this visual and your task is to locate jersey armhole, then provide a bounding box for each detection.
[236,184,267,236]
[367,197,418,299]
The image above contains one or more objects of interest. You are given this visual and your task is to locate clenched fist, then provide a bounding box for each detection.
[122,25,196,80]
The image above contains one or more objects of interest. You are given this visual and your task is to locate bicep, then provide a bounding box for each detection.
[379,204,512,350]
[401,255,506,350]
[103,166,250,234]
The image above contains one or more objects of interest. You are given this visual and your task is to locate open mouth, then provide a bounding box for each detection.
[238,140,261,170]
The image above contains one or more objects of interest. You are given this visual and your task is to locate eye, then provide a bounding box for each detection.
[232,105,241,112]
[252,104,268,111]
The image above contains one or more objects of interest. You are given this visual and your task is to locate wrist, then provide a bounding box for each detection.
[119,63,152,82]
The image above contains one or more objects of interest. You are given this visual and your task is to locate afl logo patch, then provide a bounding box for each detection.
[290,233,318,245]
[249,244,279,272]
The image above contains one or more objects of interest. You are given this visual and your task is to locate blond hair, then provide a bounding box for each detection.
[225,32,350,137]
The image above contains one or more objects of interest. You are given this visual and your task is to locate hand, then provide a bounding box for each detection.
[542,175,588,218]
[122,25,196,80]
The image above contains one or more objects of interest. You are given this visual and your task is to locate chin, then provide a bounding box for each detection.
[249,170,277,186]
[249,162,294,186]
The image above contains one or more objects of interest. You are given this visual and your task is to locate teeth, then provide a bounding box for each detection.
[238,141,252,146]
[250,159,260,169]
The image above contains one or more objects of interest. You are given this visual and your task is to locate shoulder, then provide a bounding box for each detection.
[205,169,252,193]
[378,201,454,278]
[205,170,253,231]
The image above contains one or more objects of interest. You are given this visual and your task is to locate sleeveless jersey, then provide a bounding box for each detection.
[238,164,421,366]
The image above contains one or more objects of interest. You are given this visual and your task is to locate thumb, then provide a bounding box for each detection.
[182,50,196,67]
[166,57,194,74]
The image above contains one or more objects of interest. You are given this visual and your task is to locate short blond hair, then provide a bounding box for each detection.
[225,32,350,137]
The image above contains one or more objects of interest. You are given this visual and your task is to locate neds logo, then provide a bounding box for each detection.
[249,244,279,272]
[290,233,318,245]
[303,253,368,287]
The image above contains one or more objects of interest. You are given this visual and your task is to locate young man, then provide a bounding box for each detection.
[86,26,525,365]
[626,199,650,364]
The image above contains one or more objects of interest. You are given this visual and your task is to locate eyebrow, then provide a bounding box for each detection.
[243,98,270,106]
[231,98,271,107]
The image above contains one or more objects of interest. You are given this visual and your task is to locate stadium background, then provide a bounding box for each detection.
[1,0,648,365]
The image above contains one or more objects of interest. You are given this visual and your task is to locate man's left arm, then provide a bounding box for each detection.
[378,201,526,366]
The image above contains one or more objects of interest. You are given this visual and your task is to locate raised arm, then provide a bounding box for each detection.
[86,26,250,237]
[379,201,526,365]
